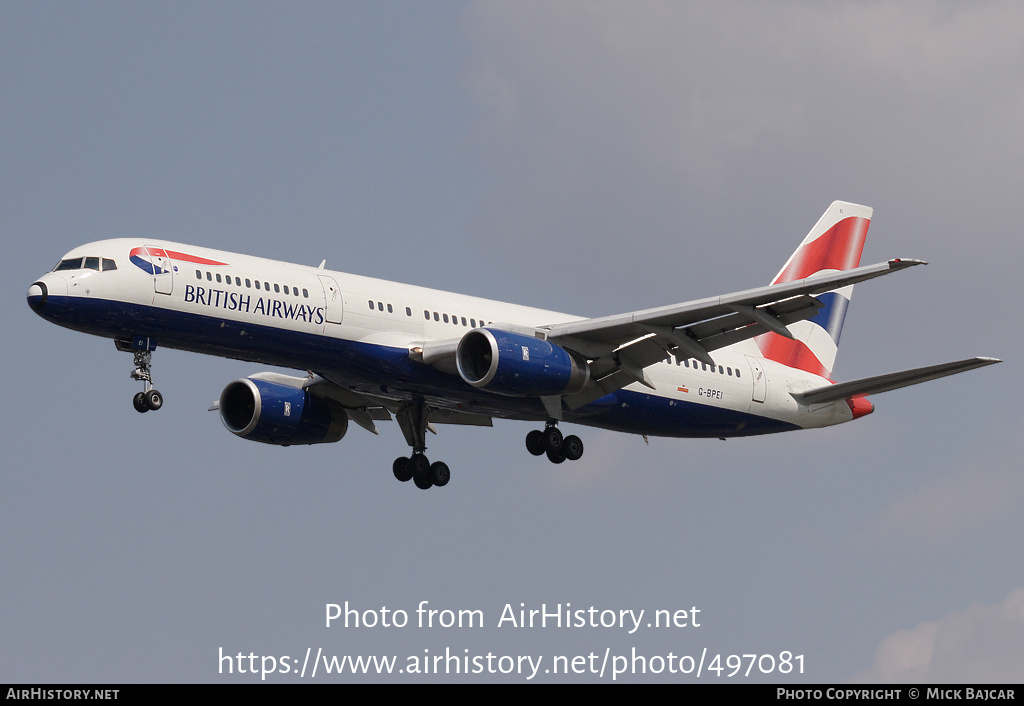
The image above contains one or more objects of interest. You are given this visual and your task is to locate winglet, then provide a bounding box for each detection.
[888,258,926,269]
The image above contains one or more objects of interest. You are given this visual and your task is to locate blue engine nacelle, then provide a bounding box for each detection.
[456,328,589,397]
[219,378,348,446]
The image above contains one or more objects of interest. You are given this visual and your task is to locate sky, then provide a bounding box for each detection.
[2,1,1021,683]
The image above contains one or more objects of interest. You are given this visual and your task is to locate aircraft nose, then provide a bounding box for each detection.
[26,281,48,310]
[27,275,66,314]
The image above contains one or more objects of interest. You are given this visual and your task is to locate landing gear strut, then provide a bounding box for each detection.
[119,340,164,413]
[526,421,583,464]
[393,399,451,490]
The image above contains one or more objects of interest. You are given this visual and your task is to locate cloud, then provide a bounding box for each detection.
[855,588,1024,682]
[856,420,1024,549]
[460,1,1024,300]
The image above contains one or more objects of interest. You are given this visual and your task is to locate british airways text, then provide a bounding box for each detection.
[184,285,326,325]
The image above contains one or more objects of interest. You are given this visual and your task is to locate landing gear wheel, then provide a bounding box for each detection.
[144,390,163,411]
[133,392,149,413]
[396,400,452,489]
[430,461,450,487]
[562,435,584,461]
[411,454,433,489]
[526,430,545,456]
[542,426,563,453]
[546,448,566,464]
[392,457,412,482]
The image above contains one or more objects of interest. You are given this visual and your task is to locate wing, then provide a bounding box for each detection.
[304,373,395,434]
[543,258,923,408]
[410,258,922,412]
[309,372,493,436]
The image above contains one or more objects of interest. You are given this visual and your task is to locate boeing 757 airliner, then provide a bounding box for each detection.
[27,202,999,489]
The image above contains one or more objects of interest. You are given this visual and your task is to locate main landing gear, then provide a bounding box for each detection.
[392,454,450,490]
[393,399,451,490]
[124,345,163,413]
[526,421,584,464]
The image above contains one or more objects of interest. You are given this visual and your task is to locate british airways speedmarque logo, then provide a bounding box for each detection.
[129,246,228,275]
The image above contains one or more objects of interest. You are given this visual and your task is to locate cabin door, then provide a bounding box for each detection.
[318,275,344,324]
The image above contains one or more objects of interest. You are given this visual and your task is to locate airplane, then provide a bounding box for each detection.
[26,201,999,490]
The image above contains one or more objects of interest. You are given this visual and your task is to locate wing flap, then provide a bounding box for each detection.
[306,373,397,434]
[562,295,828,407]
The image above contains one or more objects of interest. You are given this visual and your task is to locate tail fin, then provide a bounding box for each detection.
[755,201,872,380]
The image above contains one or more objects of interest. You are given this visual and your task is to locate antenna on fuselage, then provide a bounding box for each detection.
[318,260,326,269]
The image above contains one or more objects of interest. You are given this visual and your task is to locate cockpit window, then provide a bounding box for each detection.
[54,258,83,271]
[53,256,117,272]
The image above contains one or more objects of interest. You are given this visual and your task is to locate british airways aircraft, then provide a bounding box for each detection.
[27,202,998,490]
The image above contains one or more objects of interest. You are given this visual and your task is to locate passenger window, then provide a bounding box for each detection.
[406,307,412,316]
[196,270,202,280]
[284,285,290,295]
[303,289,309,298]
[433,312,439,322]
[378,302,384,311]
[216,274,222,283]
[424,310,430,320]
[387,304,393,313]
[274,284,280,293]
[246,279,251,288]
[207,272,212,281]
[255,280,261,290]
[236,277,241,286]
[443,314,449,323]
[264,282,270,291]
[368,300,374,310]
[470,319,476,328]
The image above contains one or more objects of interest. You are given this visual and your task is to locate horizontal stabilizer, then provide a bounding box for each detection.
[792,357,1001,405]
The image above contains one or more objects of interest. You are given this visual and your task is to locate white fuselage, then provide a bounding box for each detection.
[29,239,854,438]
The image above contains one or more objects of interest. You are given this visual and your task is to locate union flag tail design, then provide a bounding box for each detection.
[755,201,872,380]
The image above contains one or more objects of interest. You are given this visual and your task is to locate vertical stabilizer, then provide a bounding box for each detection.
[755,201,872,379]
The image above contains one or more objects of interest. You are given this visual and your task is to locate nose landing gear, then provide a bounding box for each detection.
[117,339,164,413]
[132,389,163,413]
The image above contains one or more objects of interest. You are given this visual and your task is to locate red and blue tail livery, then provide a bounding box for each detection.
[756,201,871,380]
[27,202,999,490]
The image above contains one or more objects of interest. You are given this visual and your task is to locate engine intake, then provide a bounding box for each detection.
[456,328,589,397]
[220,378,348,446]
